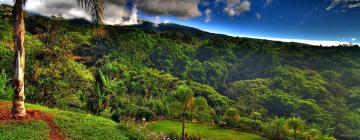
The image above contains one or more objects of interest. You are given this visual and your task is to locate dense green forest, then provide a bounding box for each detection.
[0,5,359,140]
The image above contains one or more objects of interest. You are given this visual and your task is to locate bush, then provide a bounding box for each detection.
[165,131,202,140]
[218,121,227,128]
[222,108,240,127]
[223,117,239,128]
[0,70,11,100]
[263,117,288,140]
[194,112,212,123]
[29,60,94,109]
[135,107,157,122]
[187,134,202,140]
[111,109,123,123]
[239,117,263,132]
[166,130,180,140]
[118,123,146,140]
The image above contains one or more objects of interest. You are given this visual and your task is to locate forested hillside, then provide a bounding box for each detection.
[0,5,359,140]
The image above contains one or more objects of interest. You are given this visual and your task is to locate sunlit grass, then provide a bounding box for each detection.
[0,100,129,140]
[147,120,269,140]
[0,121,50,140]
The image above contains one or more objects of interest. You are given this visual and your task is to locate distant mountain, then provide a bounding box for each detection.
[63,19,227,39]
[66,18,92,25]
[133,21,229,39]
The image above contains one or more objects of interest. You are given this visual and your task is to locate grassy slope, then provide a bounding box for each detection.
[0,100,129,140]
[0,121,50,140]
[0,100,269,140]
[147,120,269,140]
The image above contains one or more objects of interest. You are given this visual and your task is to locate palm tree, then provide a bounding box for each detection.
[11,0,104,119]
[175,85,194,140]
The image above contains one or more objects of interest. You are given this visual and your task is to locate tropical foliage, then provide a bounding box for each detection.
[1,5,359,139]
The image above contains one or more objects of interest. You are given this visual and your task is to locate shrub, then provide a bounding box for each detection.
[239,117,264,132]
[165,131,202,140]
[118,123,146,140]
[166,130,180,140]
[0,70,11,100]
[222,108,240,127]
[263,117,288,140]
[187,134,202,140]
[135,107,157,122]
[111,109,123,123]
[218,121,227,128]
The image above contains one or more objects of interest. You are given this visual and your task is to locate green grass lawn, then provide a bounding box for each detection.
[0,121,50,140]
[0,100,269,140]
[147,120,269,140]
[0,100,129,140]
[27,103,129,140]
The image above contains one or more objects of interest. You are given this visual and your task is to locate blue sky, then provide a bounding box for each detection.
[1,0,360,45]
[141,0,360,45]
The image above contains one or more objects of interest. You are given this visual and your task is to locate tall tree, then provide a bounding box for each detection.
[12,0,27,119]
[11,0,104,118]
[175,85,194,140]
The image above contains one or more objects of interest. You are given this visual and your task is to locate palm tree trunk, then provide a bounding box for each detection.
[12,0,26,119]
[190,110,193,122]
[182,111,186,140]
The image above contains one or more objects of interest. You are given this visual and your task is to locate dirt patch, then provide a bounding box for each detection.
[0,102,12,120]
[0,102,64,140]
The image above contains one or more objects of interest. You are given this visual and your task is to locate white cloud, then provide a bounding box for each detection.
[121,5,141,26]
[349,3,360,8]
[164,19,170,24]
[25,0,92,21]
[0,0,12,5]
[1,0,141,25]
[152,16,161,27]
[0,0,255,24]
[327,0,360,10]
[327,0,342,10]
[204,9,212,23]
[264,0,272,7]
[135,0,201,18]
[151,16,170,27]
[1,0,201,25]
[224,0,251,16]
[352,38,357,41]
[256,13,261,20]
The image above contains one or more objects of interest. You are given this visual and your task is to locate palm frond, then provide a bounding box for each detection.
[12,0,27,6]
[77,0,104,24]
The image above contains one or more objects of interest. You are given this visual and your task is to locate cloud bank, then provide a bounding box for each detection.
[0,0,256,25]
[1,0,204,25]
[135,0,201,18]
[23,0,136,25]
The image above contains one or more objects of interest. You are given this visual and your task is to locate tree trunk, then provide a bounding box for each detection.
[190,110,193,122]
[12,0,26,119]
[182,111,186,140]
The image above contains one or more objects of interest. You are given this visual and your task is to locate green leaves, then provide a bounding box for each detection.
[175,85,194,110]
[0,70,11,100]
